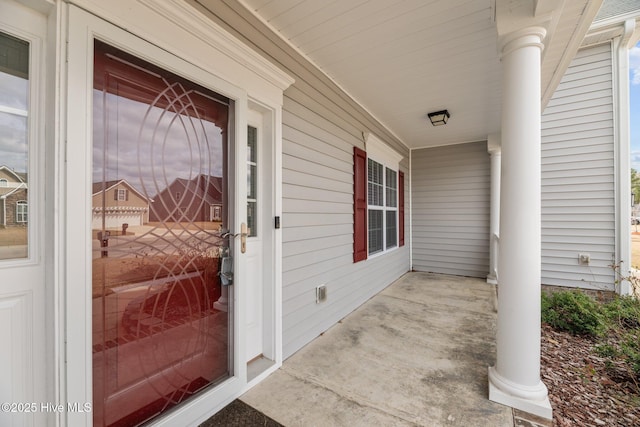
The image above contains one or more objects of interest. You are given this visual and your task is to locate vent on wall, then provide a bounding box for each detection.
[316,285,327,304]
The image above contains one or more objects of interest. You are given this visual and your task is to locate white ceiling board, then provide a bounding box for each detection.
[242,0,598,149]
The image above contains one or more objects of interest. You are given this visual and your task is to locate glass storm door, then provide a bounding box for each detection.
[92,40,233,427]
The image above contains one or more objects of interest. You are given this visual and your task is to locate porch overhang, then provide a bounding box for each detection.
[235,0,602,150]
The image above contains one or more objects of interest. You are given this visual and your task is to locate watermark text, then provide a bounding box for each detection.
[1,402,92,413]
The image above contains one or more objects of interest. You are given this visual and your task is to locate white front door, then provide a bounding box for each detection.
[246,111,266,362]
[0,2,48,426]
[245,103,278,378]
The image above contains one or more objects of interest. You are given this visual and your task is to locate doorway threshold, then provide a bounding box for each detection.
[247,356,275,382]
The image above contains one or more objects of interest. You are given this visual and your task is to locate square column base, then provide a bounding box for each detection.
[489,369,552,420]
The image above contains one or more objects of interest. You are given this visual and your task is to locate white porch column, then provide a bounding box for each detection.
[487,134,501,285]
[488,26,552,419]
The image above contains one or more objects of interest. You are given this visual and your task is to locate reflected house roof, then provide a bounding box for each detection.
[0,165,27,183]
[149,174,223,223]
[153,175,223,205]
[0,185,26,198]
[92,179,151,202]
[0,165,27,198]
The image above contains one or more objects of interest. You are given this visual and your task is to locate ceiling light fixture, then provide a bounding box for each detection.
[427,110,450,126]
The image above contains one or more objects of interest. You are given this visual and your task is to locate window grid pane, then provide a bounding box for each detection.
[368,158,383,206]
[386,210,397,249]
[385,167,397,208]
[247,126,257,163]
[247,201,257,237]
[247,125,257,237]
[368,209,383,254]
[247,164,257,200]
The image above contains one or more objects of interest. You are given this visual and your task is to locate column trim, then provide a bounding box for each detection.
[499,26,547,58]
[489,367,552,418]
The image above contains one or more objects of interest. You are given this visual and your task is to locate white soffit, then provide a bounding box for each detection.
[242,0,600,150]
[242,0,502,149]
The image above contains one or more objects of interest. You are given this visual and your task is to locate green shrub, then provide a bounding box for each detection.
[603,296,640,329]
[620,330,640,377]
[541,290,605,337]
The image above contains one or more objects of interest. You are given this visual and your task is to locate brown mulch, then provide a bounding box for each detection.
[541,323,640,426]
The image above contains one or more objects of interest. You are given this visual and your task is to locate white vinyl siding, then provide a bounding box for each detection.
[281,98,409,358]
[191,1,410,359]
[411,141,490,277]
[541,43,615,290]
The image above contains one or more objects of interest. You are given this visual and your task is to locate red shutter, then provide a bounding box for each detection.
[399,171,405,247]
[353,147,367,262]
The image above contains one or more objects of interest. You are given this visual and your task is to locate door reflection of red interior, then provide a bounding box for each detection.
[92,40,232,427]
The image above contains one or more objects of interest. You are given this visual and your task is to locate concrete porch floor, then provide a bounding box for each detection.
[239,272,549,427]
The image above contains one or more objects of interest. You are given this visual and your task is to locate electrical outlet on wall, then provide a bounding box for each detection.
[578,253,590,265]
[316,285,327,303]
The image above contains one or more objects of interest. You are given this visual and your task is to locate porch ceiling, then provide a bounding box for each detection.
[238,0,600,150]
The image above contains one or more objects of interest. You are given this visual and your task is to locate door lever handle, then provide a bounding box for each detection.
[240,222,248,254]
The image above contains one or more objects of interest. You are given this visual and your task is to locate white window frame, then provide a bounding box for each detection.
[16,200,27,223]
[116,188,126,201]
[366,134,402,257]
[0,179,7,187]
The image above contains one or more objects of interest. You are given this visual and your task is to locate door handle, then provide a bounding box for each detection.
[240,222,248,254]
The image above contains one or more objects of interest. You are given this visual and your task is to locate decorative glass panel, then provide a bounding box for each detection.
[0,31,29,260]
[92,40,232,427]
[368,209,383,254]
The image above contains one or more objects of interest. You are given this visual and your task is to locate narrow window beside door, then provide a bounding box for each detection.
[247,125,258,237]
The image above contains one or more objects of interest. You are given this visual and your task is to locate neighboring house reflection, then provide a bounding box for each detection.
[0,165,28,228]
[149,174,223,223]
[92,179,151,230]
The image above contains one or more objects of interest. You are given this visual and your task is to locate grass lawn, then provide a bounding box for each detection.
[632,232,640,268]
[0,227,27,246]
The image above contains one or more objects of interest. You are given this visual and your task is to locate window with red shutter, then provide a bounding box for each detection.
[354,135,404,262]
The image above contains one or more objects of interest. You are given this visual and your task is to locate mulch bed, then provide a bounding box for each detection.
[541,323,640,426]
